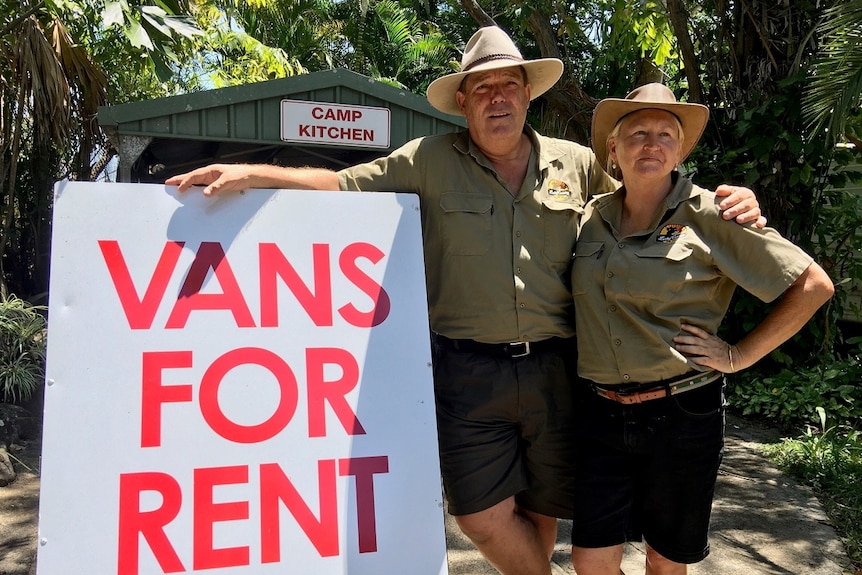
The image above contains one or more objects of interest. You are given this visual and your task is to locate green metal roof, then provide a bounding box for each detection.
[98,69,467,182]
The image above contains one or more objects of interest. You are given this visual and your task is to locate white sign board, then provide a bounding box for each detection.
[280,100,391,148]
[38,182,447,575]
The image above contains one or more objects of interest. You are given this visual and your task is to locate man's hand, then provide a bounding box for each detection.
[715,184,767,228]
[166,163,339,195]
[166,164,257,196]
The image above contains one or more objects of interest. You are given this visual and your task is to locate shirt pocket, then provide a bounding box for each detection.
[625,240,694,299]
[542,199,583,264]
[571,241,605,296]
[439,192,493,255]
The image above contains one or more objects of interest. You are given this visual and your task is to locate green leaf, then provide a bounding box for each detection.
[124,18,154,51]
[141,10,172,38]
[163,15,203,39]
[102,1,124,27]
[151,51,174,82]
[141,5,167,18]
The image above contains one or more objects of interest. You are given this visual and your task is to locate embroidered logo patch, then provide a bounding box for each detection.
[657,224,687,243]
[547,179,572,198]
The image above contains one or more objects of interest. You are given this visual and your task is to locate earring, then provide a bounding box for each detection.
[611,161,617,170]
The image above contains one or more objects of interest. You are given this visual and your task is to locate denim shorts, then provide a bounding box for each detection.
[570,377,726,564]
[432,338,579,518]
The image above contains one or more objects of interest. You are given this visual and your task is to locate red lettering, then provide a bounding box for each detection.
[311,106,324,119]
[117,472,185,575]
[259,243,333,327]
[199,347,299,443]
[306,348,365,438]
[338,242,390,327]
[117,458,387,569]
[141,351,194,448]
[166,242,256,329]
[295,126,374,141]
[194,466,250,570]
[339,456,389,553]
[99,240,184,330]
[260,460,339,561]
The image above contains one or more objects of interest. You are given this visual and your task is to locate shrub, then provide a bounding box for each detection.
[0,295,47,403]
[727,352,862,431]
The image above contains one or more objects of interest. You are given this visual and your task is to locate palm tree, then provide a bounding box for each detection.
[0,6,108,299]
[335,0,456,93]
[802,0,862,147]
[0,0,201,299]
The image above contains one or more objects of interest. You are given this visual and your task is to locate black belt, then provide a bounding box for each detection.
[434,334,571,358]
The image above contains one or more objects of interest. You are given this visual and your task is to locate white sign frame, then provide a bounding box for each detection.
[37,182,447,575]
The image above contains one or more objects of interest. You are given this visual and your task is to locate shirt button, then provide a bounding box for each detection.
[623,374,631,381]
[609,305,617,312]
[516,231,522,237]
[516,267,521,274]
[618,242,625,248]
[614,339,622,346]
[520,303,526,309]
[607,272,614,278]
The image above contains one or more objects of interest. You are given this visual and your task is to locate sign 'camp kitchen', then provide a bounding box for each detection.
[281,100,391,148]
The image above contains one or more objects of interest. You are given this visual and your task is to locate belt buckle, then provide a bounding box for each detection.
[508,341,530,358]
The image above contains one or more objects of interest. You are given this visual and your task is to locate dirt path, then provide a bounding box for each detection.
[0,422,40,575]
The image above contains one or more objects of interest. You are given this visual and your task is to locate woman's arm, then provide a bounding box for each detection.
[673,262,834,372]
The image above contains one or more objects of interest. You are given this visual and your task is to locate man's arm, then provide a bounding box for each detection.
[715,184,767,228]
[165,163,341,196]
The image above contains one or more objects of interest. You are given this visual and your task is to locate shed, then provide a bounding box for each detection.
[97,69,467,183]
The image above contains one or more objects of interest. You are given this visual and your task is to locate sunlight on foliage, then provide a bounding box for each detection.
[0,297,46,404]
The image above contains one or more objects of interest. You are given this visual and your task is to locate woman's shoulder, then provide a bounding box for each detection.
[677,178,722,216]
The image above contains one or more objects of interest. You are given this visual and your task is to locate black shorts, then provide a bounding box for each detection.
[432,337,578,518]
[570,378,726,564]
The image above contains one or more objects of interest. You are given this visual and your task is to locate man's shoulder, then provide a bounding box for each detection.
[414,130,466,147]
[377,131,465,164]
[533,132,594,160]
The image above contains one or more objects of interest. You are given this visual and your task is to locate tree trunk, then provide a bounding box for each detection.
[666,0,703,102]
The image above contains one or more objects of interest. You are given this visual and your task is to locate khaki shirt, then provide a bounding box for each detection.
[338,126,616,343]
[572,175,813,385]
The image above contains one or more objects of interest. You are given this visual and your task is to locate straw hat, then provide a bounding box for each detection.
[591,83,709,173]
[426,26,563,116]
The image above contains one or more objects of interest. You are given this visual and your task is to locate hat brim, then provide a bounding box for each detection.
[427,58,563,116]
[591,99,709,174]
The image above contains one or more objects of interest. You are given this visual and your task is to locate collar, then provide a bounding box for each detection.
[594,173,708,235]
[453,125,562,170]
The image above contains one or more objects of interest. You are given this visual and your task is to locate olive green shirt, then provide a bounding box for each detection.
[338,127,616,343]
[572,175,813,385]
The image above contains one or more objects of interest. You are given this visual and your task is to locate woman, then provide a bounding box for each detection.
[569,83,834,575]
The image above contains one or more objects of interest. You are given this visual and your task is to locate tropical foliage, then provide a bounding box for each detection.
[0,295,46,404]
[2,0,861,569]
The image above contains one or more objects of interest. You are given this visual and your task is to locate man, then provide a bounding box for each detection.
[167,26,763,575]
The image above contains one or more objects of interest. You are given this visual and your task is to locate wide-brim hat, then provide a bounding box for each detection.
[426,26,563,116]
[591,83,709,173]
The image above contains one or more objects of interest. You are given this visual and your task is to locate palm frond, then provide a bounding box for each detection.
[802,0,862,143]
[15,16,71,145]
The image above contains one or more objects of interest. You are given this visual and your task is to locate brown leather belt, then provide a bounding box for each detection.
[591,370,722,404]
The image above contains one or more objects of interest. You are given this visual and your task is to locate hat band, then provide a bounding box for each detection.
[463,53,525,72]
